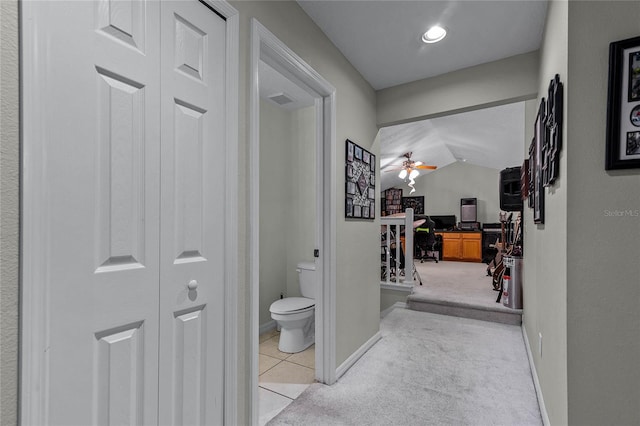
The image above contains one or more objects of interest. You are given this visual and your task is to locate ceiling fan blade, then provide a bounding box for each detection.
[415,164,437,170]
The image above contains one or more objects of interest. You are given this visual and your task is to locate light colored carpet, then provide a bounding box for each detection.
[268,308,541,426]
[408,261,522,325]
[411,260,521,314]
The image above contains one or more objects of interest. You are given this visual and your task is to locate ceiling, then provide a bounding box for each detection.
[259,60,316,111]
[260,1,547,188]
[297,0,548,91]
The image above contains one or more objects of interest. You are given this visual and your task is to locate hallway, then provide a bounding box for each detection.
[268,308,541,425]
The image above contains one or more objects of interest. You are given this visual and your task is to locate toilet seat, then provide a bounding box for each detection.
[269,297,314,315]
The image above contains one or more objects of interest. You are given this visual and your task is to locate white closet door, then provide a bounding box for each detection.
[158,2,226,425]
[40,1,161,424]
[26,1,228,424]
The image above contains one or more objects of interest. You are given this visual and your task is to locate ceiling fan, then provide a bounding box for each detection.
[385,152,437,194]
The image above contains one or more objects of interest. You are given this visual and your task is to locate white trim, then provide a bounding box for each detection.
[20,1,239,424]
[20,2,53,423]
[206,2,241,425]
[380,283,414,292]
[323,91,338,386]
[522,323,550,426]
[335,331,382,380]
[249,19,338,426]
[380,302,407,319]
[259,320,277,336]
[249,21,261,426]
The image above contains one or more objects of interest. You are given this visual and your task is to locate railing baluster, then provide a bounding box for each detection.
[404,208,414,285]
[380,208,414,287]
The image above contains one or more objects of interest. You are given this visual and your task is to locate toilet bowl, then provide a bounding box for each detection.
[269,261,316,353]
[270,297,315,353]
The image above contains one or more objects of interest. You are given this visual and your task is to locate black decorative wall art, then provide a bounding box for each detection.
[345,139,375,219]
[543,74,563,186]
[402,196,424,215]
[533,99,545,224]
[527,74,564,224]
[606,36,640,169]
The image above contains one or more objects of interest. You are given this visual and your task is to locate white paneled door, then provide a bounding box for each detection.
[24,1,227,424]
[159,2,226,425]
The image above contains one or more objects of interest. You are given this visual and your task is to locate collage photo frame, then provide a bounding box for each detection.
[345,139,375,219]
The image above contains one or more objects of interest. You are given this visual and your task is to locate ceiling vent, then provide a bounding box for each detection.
[268,92,293,106]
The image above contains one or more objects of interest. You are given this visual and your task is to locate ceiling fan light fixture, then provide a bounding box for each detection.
[398,169,408,179]
[409,169,419,179]
[422,25,447,44]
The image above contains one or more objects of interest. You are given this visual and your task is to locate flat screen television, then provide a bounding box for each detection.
[429,215,457,231]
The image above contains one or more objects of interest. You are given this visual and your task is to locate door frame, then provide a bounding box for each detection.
[249,19,337,425]
[19,1,239,424]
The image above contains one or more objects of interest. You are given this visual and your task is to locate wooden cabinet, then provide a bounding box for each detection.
[436,231,482,262]
[461,234,482,261]
[441,234,461,260]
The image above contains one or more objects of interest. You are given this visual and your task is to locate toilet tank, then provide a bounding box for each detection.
[297,261,316,299]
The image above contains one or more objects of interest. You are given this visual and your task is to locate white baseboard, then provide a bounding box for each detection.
[259,320,277,336]
[522,323,550,426]
[380,301,407,319]
[335,331,382,380]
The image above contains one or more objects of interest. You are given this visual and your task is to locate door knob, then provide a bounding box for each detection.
[187,280,198,291]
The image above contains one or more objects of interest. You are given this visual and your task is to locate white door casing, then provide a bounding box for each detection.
[20,1,238,424]
[249,19,337,425]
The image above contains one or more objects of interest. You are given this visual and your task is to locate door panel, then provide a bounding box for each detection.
[94,321,145,425]
[30,1,227,424]
[159,2,226,425]
[172,306,207,424]
[95,68,147,272]
[42,1,161,424]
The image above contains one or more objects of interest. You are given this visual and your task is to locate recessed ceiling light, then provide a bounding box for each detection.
[422,25,447,44]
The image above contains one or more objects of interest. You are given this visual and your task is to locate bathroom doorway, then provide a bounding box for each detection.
[257,63,318,422]
[249,19,337,425]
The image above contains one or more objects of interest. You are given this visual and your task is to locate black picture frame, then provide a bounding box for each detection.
[606,35,640,170]
[528,139,535,208]
[345,139,375,220]
[534,99,546,224]
[543,74,563,186]
[401,196,424,215]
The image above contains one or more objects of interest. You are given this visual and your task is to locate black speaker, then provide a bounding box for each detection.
[500,167,523,211]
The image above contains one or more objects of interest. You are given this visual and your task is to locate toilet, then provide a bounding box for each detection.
[269,261,316,353]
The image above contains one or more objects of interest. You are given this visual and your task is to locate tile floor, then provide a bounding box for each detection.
[258,329,315,426]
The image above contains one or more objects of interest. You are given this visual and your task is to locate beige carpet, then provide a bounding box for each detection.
[412,260,519,313]
[268,308,542,425]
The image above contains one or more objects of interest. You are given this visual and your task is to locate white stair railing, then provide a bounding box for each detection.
[380,208,414,286]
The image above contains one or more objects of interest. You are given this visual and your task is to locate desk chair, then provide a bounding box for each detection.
[415,217,440,263]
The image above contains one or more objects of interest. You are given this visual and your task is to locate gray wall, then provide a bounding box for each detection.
[259,100,292,326]
[410,161,503,225]
[0,1,19,424]
[566,2,640,424]
[380,288,409,313]
[377,51,539,127]
[522,1,568,424]
[285,106,317,298]
[232,1,379,422]
[259,100,316,327]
